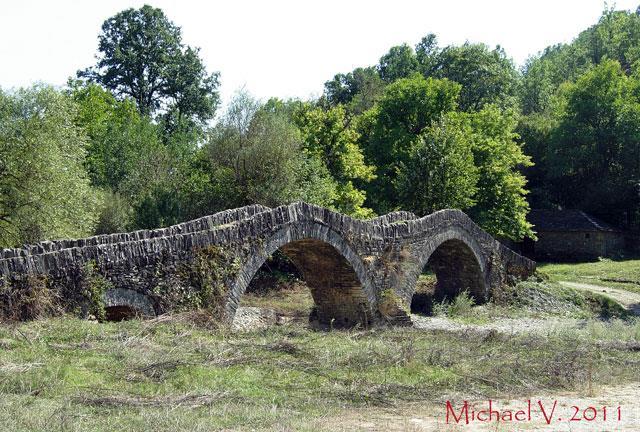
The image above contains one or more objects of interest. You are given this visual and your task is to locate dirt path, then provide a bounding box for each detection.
[410,315,584,335]
[559,281,640,315]
[316,382,640,431]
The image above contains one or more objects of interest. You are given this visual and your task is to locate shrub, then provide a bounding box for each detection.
[0,276,61,321]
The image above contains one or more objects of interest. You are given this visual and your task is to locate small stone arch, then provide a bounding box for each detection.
[103,288,156,321]
[227,222,377,328]
[408,227,489,305]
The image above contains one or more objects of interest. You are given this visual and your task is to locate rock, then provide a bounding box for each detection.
[232,307,278,331]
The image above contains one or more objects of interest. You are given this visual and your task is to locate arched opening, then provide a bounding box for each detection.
[102,288,156,322]
[104,305,142,322]
[234,234,374,329]
[241,250,313,323]
[410,239,487,315]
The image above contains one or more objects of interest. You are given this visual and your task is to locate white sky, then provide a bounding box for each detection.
[1,0,639,105]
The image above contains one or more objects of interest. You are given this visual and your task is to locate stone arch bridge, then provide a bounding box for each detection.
[0,202,535,327]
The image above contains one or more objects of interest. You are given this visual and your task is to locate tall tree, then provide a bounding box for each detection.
[521,7,640,115]
[201,91,336,210]
[397,113,478,215]
[547,60,640,227]
[323,67,385,114]
[359,74,461,213]
[70,82,163,192]
[378,44,419,83]
[293,104,376,217]
[466,106,533,240]
[417,40,519,112]
[79,5,219,128]
[0,86,100,246]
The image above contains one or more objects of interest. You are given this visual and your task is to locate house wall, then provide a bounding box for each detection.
[534,230,626,261]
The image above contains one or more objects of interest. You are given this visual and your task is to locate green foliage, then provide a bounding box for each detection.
[187,246,240,315]
[466,106,534,240]
[433,291,476,317]
[418,38,519,111]
[360,74,461,213]
[323,66,385,114]
[94,191,134,234]
[378,44,420,83]
[202,91,335,209]
[0,86,100,247]
[356,74,532,239]
[546,60,640,226]
[70,82,164,192]
[398,113,478,215]
[293,104,375,217]
[81,262,111,322]
[79,4,219,128]
[521,7,640,114]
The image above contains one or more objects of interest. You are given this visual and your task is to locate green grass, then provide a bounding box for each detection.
[540,259,640,294]
[240,281,314,317]
[0,315,638,431]
[420,277,631,324]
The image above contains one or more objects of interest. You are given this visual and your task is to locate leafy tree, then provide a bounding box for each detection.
[0,86,100,246]
[378,44,419,83]
[79,5,219,129]
[398,113,478,215]
[293,104,376,217]
[466,106,533,240]
[417,40,519,112]
[70,82,163,192]
[547,60,640,227]
[516,110,559,208]
[521,8,640,114]
[359,74,461,213]
[323,67,385,114]
[202,91,336,209]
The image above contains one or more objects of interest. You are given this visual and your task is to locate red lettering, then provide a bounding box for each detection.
[501,410,513,422]
[583,407,597,421]
[570,406,581,421]
[446,401,469,424]
[538,400,558,425]
[488,400,500,422]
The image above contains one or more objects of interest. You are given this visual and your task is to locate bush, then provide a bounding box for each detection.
[432,291,475,317]
[0,276,61,322]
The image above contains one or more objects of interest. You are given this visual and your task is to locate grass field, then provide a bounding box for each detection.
[539,259,640,294]
[0,314,638,432]
[1,260,639,431]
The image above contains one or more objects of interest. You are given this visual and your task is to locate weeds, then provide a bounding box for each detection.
[0,315,637,431]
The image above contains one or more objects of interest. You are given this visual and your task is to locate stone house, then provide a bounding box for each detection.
[523,209,626,261]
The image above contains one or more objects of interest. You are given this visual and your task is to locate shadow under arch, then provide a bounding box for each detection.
[228,222,377,328]
[103,288,156,321]
[410,228,489,306]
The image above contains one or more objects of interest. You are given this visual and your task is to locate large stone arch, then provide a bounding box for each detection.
[406,227,489,305]
[227,222,377,328]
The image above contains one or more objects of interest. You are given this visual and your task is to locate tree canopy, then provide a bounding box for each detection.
[4,4,640,249]
[79,5,219,131]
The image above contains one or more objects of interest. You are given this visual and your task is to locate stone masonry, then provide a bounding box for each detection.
[0,202,535,327]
